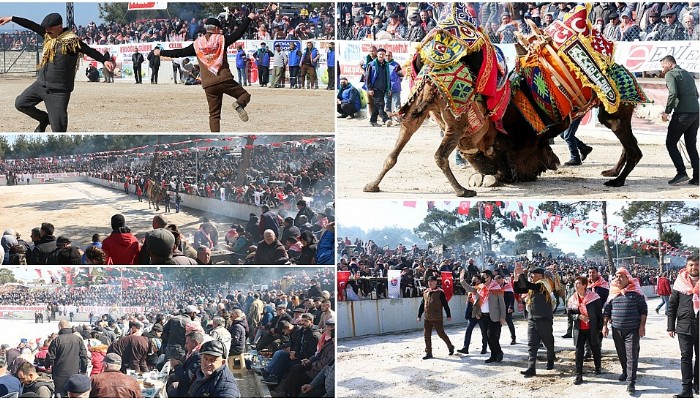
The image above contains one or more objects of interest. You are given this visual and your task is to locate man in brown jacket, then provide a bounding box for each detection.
[90,353,142,398]
[107,320,150,373]
[156,14,258,131]
[417,276,455,360]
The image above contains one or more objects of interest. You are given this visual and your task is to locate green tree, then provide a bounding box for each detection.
[0,136,9,159]
[513,228,562,256]
[620,201,699,272]
[413,209,461,246]
[0,268,17,284]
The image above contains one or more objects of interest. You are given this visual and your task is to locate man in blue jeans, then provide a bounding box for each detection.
[560,117,593,166]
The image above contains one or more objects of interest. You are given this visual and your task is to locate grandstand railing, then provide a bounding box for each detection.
[0,32,40,75]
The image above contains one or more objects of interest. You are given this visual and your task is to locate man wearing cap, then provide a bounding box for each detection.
[143,228,177,264]
[294,200,316,228]
[51,236,82,264]
[366,48,393,127]
[337,76,361,118]
[660,54,699,186]
[0,355,22,397]
[101,213,141,265]
[90,353,142,398]
[46,320,87,397]
[188,340,239,397]
[603,268,648,394]
[603,12,622,40]
[64,374,90,398]
[255,42,274,87]
[271,44,288,88]
[155,14,257,131]
[417,275,455,360]
[107,320,149,374]
[513,263,555,377]
[0,13,114,132]
[326,42,335,90]
[657,9,688,40]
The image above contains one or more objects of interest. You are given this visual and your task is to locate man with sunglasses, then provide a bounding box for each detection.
[656,9,688,40]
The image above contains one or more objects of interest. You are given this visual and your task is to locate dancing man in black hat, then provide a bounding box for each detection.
[155,13,257,132]
[0,13,114,132]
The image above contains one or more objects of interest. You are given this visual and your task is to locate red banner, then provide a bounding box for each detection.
[441,272,454,302]
[337,271,351,301]
[128,2,168,10]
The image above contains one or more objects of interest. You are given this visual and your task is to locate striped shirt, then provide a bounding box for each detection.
[603,292,648,330]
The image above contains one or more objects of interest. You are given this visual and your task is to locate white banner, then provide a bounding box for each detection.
[128,2,168,11]
[387,270,402,299]
[80,40,333,86]
[614,41,699,73]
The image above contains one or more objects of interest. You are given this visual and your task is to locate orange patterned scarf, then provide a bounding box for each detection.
[194,33,226,75]
[609,267,644,300]
[567,289,600,317]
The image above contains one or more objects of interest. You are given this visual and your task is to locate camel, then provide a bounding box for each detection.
[365,5,647,197]
[364,18,509,197]
[145,179,163,211]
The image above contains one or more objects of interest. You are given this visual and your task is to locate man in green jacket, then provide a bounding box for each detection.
[661,55,699,186]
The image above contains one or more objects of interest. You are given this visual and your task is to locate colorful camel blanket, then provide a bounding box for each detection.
[513,4,649,134]
[410,3,509,132]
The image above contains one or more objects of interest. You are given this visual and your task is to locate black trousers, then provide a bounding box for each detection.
[327,66,335,89]
[678,330,700,390]
[259,66,270,85]
[575,329,601,374]
[337,103,358,117]
[134,65,142,83]
[289,65,300,87]
[482,313,502,357]
[666,111,699,179]
[370,89,389,123]
[151,65,159,83]
[478,316,490,351]
[505,311,516,340]
[15,80,71,132]
[612,327,640,384]
[527,318,555,371]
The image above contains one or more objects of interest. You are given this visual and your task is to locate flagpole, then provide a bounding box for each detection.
[478,202,485,270]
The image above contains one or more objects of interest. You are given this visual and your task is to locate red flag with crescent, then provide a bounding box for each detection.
[337,271,351,301]
[442,272,454,302]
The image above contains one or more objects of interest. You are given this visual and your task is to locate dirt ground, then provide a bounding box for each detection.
[337,117,700,199]
[0,181,244,249]
[338,298,684,398]
[0,77,334,132]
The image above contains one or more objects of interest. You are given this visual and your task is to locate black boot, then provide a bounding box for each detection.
[422,353,433,360]
[574,375,583,385]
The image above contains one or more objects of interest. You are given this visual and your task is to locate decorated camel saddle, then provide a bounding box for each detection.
[512,4,649,134]
[406,3,511,135]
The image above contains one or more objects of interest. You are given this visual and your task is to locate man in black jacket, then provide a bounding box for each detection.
[0,13,113,132]
[45,320,88,397]
[132,47,145,84]
[147,46,161,84]
[27,222,57,265]
[668,256,699,398]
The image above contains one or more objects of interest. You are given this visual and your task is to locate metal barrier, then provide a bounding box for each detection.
[0,31,40,75]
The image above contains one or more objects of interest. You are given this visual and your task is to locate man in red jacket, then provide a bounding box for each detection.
[101,214,141,265]
[656,272,673,314]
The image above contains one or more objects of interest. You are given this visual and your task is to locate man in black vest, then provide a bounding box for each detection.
[132,47,145,84]
[0,13,113,132]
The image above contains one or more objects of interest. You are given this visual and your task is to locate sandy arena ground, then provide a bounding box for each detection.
[338,297,685,398]
[0,181,244,248]
[0,77,334,132]
[337,117,700,199]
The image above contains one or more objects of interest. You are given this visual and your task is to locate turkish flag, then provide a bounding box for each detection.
[483,203,493,219]
[337,271,351,301]
[403,201,417,208]
[458,201,471,215]
[442,272,454,302]
[522,213,528,227]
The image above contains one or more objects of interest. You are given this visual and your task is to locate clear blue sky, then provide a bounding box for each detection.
[0,2,103,29]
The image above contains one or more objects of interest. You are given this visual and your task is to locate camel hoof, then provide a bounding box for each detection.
[604,178,625,187]
[468,173,499,188]
[363,183,380,192]
[456,187,477,197]
[601,169,617,177]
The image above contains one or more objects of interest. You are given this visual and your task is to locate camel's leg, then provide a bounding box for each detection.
[598,105,642,187]
[363,108,429,193]
[435,126,476,197]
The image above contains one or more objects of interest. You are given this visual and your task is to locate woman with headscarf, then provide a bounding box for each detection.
[567,276,603,385]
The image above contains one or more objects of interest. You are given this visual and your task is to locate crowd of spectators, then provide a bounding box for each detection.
[337,2,699,42]
[0,268,335,397]
[337,237,686,300]
[2,139,335,211]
